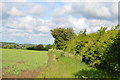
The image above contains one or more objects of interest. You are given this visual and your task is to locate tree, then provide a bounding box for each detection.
[34,44,44,51]
[27,46,35,50]
[50,27,76,50]
[45,44,52,51]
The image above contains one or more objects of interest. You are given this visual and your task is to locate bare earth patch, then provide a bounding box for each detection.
[3,69,44,78]
[17,61,25,64]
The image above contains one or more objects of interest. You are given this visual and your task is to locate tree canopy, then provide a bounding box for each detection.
[50,27,76,49]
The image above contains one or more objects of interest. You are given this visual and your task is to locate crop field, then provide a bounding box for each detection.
[2,49,48,77]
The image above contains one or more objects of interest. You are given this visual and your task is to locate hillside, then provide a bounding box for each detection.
[0,42,36,49]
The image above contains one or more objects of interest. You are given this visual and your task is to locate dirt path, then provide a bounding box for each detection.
[2,53,54,78]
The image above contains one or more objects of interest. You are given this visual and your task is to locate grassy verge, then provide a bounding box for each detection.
[38,49,120,78]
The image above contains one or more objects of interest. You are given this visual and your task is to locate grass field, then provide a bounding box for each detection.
[2,49,120,78]
[2,49,48,76]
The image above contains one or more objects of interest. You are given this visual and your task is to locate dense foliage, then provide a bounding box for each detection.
[27,44,52,51]
[51,25,120,74]
[50,28,76,50]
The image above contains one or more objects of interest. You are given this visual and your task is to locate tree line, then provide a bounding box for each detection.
[1,42,52,51]
[27,44,52,51]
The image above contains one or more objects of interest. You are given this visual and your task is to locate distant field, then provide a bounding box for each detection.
[2,49,48,76]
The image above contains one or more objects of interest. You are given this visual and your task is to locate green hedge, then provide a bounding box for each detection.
[64,25,120,73]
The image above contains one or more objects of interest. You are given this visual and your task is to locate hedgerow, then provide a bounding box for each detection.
[64,25,120,73]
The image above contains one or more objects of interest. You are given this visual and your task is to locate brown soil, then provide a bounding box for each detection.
[3,68,44,78]
[2,53,54,78]
[17,61,25,64]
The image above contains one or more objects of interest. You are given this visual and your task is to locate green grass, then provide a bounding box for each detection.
[2,49,48,75]
[38,50,120,78]
[2,49,120,78]
[38,57,91,78]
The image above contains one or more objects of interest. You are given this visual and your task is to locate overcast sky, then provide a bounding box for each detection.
[0,0,119,44]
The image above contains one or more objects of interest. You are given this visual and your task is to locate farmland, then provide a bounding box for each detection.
[2,49,48,77]
[2,49,120,78]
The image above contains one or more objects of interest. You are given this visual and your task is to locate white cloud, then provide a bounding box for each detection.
[53,4,72,17]
[85,19,117,33]
[53,2,116,21]
[8,28,18,33]
[111,2,118,15]
[1,2,118,44]
[0,3,3,12]
[0,27,2,33]
[69,16,88,31]
[70,2,112,19]
[1,2,46,19]
[53,7,66,17]
[51,15,117,34]
[11,33,26,37]
[51,2,118,34]
[28,5,45,16]
[3,16,53,35]
[90,5,111,18]
[37,26,51,33]
[8,7,25,16]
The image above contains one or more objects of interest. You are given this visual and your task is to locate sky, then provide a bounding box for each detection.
[0,0,119,44]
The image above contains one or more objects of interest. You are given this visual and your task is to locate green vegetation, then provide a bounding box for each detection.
[64,25,120,73]
[2,49,48,76]
[38,49,119,78]
[27,44,52,51]
[1,42,52,51]
[51,25,120,75]
[2,25,120,78]
[51,27,76,50]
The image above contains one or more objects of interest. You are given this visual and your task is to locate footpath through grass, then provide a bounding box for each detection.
[38,49,120,78]
[2,49,48,76]
[38,55,91,78]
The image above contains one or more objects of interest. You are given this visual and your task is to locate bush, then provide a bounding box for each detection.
[27,44,44,51]
[44,44,52,51]
[34,44,44,51]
